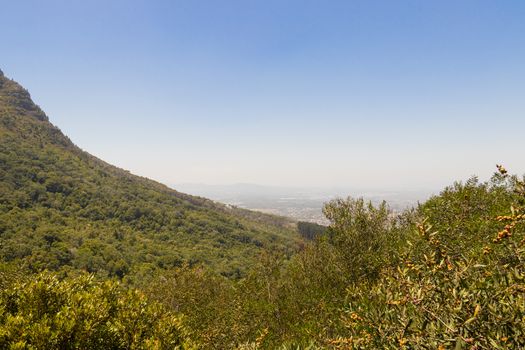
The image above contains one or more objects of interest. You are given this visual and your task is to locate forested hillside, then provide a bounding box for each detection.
[0,70,299,279]
[0,70,524,349]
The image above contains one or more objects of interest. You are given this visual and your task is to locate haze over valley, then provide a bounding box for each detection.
[174,183,433,224]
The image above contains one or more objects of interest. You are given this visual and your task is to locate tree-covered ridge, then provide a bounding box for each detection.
[0,71,300,278]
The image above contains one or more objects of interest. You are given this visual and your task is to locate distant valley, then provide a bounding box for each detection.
[174,183,435,225]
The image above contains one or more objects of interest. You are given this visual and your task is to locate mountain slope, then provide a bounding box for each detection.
[0,70,299,278]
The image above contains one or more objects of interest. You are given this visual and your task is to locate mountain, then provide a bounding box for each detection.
[0,70,299,278]
[2,69,524,349]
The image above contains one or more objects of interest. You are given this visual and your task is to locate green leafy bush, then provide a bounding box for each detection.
[331,168,525,349]
[0,273,191,349]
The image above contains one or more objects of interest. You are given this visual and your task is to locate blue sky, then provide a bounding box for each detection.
[2,0,524,189]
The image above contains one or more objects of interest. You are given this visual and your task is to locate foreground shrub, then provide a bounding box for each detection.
[0,272,190,349]
[323,198,406,283]
[334,167,525,349]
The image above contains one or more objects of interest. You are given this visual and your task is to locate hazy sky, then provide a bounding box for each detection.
[2,0,524,189]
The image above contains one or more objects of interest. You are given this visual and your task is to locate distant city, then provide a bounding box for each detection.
[173,183,436,225]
